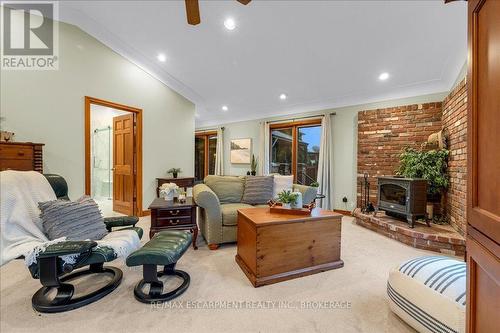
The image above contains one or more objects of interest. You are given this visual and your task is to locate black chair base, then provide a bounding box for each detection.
[32,265,122,313]
[133,264,190,304]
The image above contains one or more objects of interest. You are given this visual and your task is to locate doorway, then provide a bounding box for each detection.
[84,96,143,217]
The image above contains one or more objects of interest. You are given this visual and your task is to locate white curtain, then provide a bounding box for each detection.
[317,114,333,209]
[258,121,270,176]
[214,127,224,175]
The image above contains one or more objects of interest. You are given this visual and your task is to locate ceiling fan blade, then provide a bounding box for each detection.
[185,0,201,25]
[237,0,252,5]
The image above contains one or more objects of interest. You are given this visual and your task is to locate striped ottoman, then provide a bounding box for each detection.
[387,256,466,333]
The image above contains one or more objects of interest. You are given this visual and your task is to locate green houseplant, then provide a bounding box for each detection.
[167,168,182,178]
[397,148,449,195]
[277,190,298,209]
[397,148,449,219]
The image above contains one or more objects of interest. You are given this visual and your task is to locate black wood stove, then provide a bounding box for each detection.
[376,176,429,228]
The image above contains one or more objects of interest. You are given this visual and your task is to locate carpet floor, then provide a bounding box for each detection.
[0,216,436,333]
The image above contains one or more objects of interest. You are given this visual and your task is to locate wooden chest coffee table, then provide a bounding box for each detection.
[235,207,343,287]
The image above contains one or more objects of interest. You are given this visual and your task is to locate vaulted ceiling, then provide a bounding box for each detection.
[59,1,467,127]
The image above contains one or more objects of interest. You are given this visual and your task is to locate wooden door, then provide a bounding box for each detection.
[466,0,500,331]
[113,114,135,216]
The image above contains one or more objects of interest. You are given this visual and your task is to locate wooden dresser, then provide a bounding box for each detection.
[0,142,44,173]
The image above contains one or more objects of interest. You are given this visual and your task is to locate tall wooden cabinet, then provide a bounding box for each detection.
[466,0,500,332]
[0,142,44,173]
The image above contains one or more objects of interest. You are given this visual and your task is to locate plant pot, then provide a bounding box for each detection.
[172,173,178,178]
[282,203,291,209]
[164,192,174,201]
[246,171,251,175]
[251,171,256,176]
[290,192,303,209]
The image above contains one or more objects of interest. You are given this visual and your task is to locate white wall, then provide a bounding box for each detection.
[1,21,195,211]
[198,92,447,210]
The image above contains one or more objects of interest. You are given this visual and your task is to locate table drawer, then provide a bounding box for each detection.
[0,145,33,160]
[0,159,33,171]
[157,207,192,218]
[156,216,193,227]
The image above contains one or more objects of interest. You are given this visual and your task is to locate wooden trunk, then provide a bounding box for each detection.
[235,207,343,287]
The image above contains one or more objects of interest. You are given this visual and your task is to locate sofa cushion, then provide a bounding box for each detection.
[39,196,108,241]
[221,203,253,226]
[204,175,245,203]
[273,175,293,198]
[242,176,274,205]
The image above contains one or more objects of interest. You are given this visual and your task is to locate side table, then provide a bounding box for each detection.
[148,197,198,250]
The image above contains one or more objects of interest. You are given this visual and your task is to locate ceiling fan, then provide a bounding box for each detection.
[184,0,251,25]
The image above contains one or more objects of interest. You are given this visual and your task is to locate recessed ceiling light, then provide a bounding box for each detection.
[157,53,166,62]
[224,18,236,30]
[279,93,287,100]
[378,72,389,81]
[222,105,229,111]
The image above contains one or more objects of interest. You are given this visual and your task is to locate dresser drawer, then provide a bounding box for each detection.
[0,159,33,171]
[155,216,193,227]
[156,207,192,218]
[0,145,33,160]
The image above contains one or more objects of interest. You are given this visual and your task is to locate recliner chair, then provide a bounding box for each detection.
[11,173,142,313]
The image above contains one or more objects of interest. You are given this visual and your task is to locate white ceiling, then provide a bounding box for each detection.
[59,1,467,127]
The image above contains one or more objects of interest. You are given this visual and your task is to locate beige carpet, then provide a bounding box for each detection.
[0,216,432,333]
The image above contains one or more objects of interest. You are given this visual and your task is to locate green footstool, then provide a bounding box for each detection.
[126,230,192,303]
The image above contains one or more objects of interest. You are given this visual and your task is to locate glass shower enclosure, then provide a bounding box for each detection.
[92,126,112,199]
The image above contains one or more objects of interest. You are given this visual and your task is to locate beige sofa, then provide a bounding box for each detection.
[193,175,317,249]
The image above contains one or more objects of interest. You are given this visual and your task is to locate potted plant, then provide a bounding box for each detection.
[397,148,449,219]
[167,167,182,178]
[277,190,299,209]
[250,154,258,176]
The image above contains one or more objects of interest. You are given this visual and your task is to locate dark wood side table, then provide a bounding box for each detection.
[148,197,198,250]
[156,177,195,197]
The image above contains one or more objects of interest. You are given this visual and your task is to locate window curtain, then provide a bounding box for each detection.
[258,121,270,176]
[214,127,224,175]
[317,114,333,209]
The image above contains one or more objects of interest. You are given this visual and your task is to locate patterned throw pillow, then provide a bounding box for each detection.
[241,176,274,205]
[39,196,108,241]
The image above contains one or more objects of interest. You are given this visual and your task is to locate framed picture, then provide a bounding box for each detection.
[230,138,252,164]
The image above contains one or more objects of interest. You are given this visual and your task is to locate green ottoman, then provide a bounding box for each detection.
[126,230,192,303]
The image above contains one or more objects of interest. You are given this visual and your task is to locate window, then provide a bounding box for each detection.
[195,132,217,181]
[270,120,321,185]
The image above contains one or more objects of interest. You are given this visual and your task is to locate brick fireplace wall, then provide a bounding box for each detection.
[356,80,468,235]
[357,102,443,207]
[442,78,467,235]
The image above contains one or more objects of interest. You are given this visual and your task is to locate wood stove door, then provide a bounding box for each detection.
[378,183,407,214]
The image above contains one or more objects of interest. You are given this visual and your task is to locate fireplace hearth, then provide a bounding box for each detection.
[375,176,428,228]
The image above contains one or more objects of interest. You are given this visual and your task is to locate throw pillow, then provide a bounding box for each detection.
[241,176,274,205]
[273,175,294,199]
[39,196,108,241]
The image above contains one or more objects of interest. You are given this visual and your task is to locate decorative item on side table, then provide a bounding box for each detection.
[148,197,198,250]
[167,167,182,179]
[159,182,179,201]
